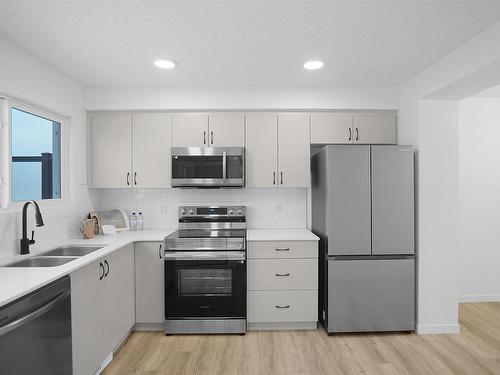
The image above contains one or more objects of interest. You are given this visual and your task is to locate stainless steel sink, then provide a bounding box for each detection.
[40,246,103,257]
[6,257,76,267]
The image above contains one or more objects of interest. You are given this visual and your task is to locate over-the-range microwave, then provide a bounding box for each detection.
[171,147,245,188]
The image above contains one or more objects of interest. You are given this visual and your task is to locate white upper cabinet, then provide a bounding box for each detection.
[172,113,209,147]
[311,113,353,144]
[90,114,133,188]
[353,113,396,144]
[133,113,172,188]
[246,114,278,188]
[311,112,396,145]
[278,113,310,188]
[208,113,245,147]
[246,113,310,188]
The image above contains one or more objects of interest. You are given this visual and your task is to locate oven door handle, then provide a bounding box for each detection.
[164,251,246,261]
[222,151,227,181]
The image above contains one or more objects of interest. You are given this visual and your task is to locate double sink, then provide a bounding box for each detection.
[5,246,103,267]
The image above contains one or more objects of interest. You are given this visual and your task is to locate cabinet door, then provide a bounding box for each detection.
[135,242,164,323]
[90,114,132,188]
[353,113,396,144]
[71,261,104,375]
[371,146,414,255]
[246,114,278,188]
[172,113,209,147]
[133,113,172,188]
[326,146,371,255]
[311,113,353,144]
[208,113,245,147]
[278,113,310,188]
[102,245,135,355]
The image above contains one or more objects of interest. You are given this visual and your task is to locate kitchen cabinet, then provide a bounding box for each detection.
[135,242,164,324]
[172,113,209,147]
[89,113,172,188]
[353,113,397,144]
[90,113,132,188]
[208,113,245,147]
[172,113,244,147]
[246,113,310,188]
[71,244,135,375]
[311,112,396,145]
[247,240,318,329]
[133,113,172,188]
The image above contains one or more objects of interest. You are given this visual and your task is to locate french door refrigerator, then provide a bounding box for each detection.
[312,145,415,333]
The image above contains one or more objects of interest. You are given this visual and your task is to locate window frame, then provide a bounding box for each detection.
[0,98,69,210]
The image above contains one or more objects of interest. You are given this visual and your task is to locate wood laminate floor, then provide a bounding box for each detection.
[103,303,500,375]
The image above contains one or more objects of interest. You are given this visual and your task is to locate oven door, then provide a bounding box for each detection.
[165,251,246,319]
[171,147,244,187]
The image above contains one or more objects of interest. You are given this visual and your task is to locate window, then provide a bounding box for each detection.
[10,107,62,201]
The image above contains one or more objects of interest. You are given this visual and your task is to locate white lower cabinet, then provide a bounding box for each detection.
[247,240,318,330]
[135,242,164,324]
[71,244,135,375]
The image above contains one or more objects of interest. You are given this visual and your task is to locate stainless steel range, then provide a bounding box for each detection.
[164,206,246,334]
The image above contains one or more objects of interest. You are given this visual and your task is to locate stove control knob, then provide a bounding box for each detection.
[228,209,234,215]
[189,208,196,215]
[181,209,187,215]
[236,209,242,215]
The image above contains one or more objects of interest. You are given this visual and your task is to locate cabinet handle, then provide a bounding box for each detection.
[275,248,290,252]
[210,131,214,145]
[355,127,359,141]
[104,260,110,277]
[275,273,290,277]
[126,172,130,186]
[99,262,104,280]
[158,244,162,259]
[273,171,276,185]
[348,128,352,141]
[280,172,283,185]
[275,305,290,309]
[203,131,206,145]
[134,172,138,186]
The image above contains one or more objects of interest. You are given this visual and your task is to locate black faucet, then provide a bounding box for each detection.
[20,200,44,255]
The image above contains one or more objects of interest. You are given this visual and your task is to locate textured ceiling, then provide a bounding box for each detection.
[0,1,499,88]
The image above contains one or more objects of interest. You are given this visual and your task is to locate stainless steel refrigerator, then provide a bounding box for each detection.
[311,145,415,333]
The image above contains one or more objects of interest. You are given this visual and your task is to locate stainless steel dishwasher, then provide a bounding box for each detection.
[0,276,72,375]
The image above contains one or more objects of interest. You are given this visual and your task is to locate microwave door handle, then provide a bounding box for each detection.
[222,151,227,180]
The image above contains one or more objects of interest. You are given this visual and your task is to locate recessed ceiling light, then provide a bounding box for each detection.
[304,60,324,70]
[154,59,176,69]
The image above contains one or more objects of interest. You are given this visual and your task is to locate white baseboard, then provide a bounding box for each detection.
[134,322,164,331]
[459,294,500,303]
[96,353,113,375]
[247,321,318,331]
[416,323,460,334]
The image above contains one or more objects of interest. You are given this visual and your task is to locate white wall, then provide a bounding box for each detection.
[91,188,307,230]
[84,86,399,111]
[458,97,500,302]
[0,36,92,257]
[399,20,500,333]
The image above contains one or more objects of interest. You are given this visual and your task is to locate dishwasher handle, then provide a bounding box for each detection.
[0,289,70,336]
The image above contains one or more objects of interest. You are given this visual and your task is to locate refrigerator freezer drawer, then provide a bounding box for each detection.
[327,257,414,333]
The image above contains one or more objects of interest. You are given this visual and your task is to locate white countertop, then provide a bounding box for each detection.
[247,228,319,242]
[0,227,318,308]
[0,229,175,308]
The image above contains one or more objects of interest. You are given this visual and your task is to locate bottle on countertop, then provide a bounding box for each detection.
[137,212,144,231]
[130,212,137,231]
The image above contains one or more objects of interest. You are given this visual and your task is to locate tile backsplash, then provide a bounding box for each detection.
[91,188,308,229]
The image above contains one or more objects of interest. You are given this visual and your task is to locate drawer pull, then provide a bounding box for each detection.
[275,248,290,251]
[275,273,290,277]
[275,305,290,309]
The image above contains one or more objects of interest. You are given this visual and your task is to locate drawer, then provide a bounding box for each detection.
[248,259,317,290]
[247,291,318,323]
[248,241,317,259]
